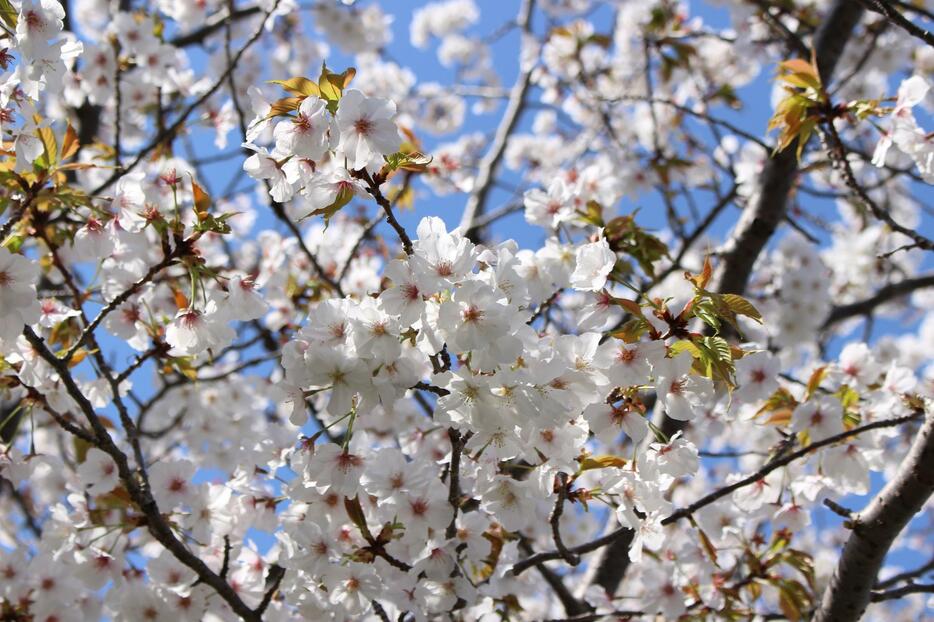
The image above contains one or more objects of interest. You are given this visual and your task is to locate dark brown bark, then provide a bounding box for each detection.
[582,0,866,600]
[814,410,934,621]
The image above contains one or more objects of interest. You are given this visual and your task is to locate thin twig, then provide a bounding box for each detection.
[550,472,580,566]
[512,411,922,574]
[460,0,536,241]
[91,3,278,196]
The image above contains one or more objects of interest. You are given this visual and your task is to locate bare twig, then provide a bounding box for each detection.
[875,556,934,590]
[512,410,921,575]
[820,121,934,252]
[857,0,934,48]
[91,2,279,196]
[870,582,934,602]
[22,326,261,621]
[460,0,535,242]
[550,472,580,566]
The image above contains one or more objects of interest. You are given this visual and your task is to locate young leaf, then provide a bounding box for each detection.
[60,124,80,162]
[302,183,355,228]
[720,293,763,323]
[0,0,17,29]
[191,177,211,222]
[268,77,320,98]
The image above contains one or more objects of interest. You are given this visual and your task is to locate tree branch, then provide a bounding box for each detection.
[823,273,934,327]
[581,0,867,599]
[857,0,934,48]
[814,408,934,621]
[459,0,535,242]
[819,121,934,252]
[170,5,262,47]
[875,555,934,590]
[870,582,934,602]
[91,2,278,196]
[22,327,262,622]
[513,410,921,575]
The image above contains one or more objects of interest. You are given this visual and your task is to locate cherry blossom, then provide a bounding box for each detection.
[570,235,616,291]
[1,2,932,621]
[334,89,400,170]
[0,247,40,344]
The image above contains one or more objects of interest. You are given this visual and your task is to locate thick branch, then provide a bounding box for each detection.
[814,409,934,621]
[712,0,864,297]
[582,0,867,599]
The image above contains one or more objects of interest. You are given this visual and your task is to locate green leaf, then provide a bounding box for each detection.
[343,495,374,541]
[805,366,827,399]
[579,454,627,472]
[608,317,648,343]
[0,0,17,29]
[59,123,80,162]
[260,96,304,123]
[603,213,669,277]
[696,335,735,384]
[702,335,731,365]
[34,122,58,170]
[668,339,701,359]
[302,183,354,228]
[268,77,320,98]
[381,150,433,179]
[796,118,816,161]
[720,293,763,323]
[782,549,817,591]
[316,64,356,113]
[693,298,720,331]
[775,578,811,622]
[754,387,797,425]
[191,176,211,222]
[688,516,719,567]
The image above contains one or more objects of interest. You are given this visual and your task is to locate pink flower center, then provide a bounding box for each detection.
[180,311,201,329]
[402,282,420,301]
[610,406,631,425]
[410,498,429,516]
[336,452,363,472]
[294,114,313,133]
[617,348,636,364]
[25,11,43,31]
[462,305,483,323]
[353,117,374,135]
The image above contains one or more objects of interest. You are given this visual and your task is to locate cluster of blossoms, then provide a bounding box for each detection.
[0,1,933,621]
[243,86,400,204]
[872,75,934,182]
